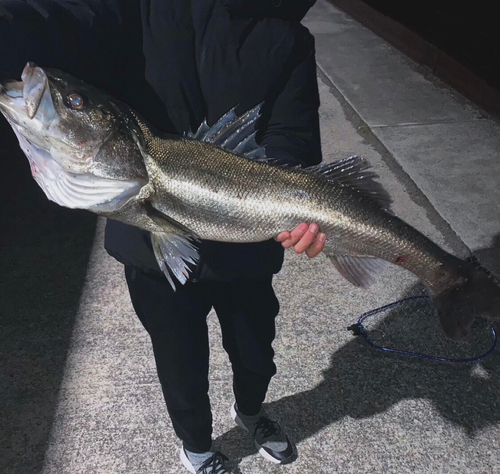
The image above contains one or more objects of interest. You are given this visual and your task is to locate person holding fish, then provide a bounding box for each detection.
[4,1,496,473]
[0,1,326,472]
[114,2,326,472]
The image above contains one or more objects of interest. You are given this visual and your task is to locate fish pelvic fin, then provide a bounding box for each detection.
[328,255,387,288]
[188,103,267,159]
[143,203,200,290]
[151,232,199,290]
[434,261,500,340]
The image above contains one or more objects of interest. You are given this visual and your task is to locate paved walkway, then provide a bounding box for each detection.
[1,1,500,473]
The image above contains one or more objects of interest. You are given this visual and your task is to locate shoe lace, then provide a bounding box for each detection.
[254,416,281,439]
[197,452,230,474]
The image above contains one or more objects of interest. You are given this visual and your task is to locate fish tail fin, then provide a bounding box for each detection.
[435,260,500,340]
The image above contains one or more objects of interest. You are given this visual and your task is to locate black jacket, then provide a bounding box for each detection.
[0,0,322,280]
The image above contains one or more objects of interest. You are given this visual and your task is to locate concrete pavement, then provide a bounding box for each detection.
[1,1,500,473]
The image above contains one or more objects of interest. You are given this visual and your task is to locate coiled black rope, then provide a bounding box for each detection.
[348,296,497,363]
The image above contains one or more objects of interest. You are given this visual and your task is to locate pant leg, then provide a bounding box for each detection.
[212,277,279,416]
[124,266,214,452]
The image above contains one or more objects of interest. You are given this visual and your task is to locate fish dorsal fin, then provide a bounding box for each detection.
[309,156,392,211]
[188,104,267,159]
[329,255,387,288]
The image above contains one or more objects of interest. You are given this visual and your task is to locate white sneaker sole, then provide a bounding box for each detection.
[179,447,196,473]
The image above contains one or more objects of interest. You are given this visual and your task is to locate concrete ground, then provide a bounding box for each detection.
[1,1,500,473]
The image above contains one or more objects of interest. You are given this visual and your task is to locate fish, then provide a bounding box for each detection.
[1,62,499,340]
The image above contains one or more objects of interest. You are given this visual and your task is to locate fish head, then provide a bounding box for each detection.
[0,62,147,182]
[0,62,149,212]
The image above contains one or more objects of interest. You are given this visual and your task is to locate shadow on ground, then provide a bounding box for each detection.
[217,248,500,466]
[0,120,97,474]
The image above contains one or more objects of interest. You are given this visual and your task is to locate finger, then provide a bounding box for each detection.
[293,223,319,254]
[275,231,291,242]
[305,232,326,258]
[281,223,309,249]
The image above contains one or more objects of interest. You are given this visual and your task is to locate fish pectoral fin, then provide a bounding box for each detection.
[144,202,198,239]
[328,255,387,288]
[151,232,199,290]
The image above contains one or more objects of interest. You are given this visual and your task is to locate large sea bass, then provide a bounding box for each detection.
[1,63,499,339]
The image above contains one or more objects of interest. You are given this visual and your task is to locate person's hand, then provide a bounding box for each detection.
[275,223,326,258]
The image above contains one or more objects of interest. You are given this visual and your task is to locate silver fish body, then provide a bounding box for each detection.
[139,132,458,294]
[1,62,499,340]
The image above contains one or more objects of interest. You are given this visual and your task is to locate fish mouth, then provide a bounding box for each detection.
[21,62,50,119]
[0,62,55,124]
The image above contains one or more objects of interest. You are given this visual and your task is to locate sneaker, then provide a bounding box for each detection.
[231,403,295,464]
[180,447,233,474]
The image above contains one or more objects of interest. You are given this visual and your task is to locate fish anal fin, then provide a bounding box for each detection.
[329,255,387,288]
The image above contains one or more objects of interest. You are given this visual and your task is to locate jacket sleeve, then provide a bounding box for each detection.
[259,25,322,168]
[194,7,323,169]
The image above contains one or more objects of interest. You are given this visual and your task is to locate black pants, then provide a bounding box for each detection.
[124,266,280,452]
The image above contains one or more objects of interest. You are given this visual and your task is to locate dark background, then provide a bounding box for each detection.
[361,0,499,91]
[330,0,500,117]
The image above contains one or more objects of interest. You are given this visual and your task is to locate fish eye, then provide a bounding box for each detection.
[65,92,87,110]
